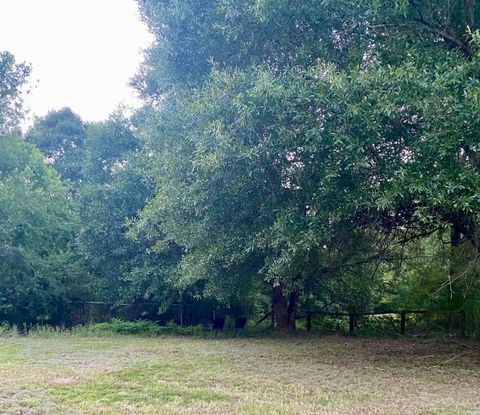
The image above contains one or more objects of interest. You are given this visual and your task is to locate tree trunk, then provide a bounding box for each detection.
[447,226,463,332]
[272,285,298,331]
[448,226,462,303]
[272,285,289,330]
[287,290,299,330]
[179,301,184,327]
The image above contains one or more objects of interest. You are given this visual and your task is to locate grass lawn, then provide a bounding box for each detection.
[0,333,479,415]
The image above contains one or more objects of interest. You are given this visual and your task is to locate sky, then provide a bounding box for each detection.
[0,0,153,127]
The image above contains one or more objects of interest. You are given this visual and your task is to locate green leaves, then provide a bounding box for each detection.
[130,0,480,312]
[0,51,30,134]
[25,108,86,183]
[0,135,75,324]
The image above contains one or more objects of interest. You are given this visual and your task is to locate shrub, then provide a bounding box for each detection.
[83,319,170,336]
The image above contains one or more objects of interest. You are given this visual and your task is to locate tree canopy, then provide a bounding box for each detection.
[0,1,479,332]
[128,0,480,329]
[0,135,77,324]
[0,51,30,134]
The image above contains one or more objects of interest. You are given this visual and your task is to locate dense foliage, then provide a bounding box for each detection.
[0,52,30,134]
[0,1,479,333]
[0,135,77,324]
[130,0,480,329]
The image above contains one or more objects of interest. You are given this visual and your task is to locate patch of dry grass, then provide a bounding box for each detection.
[0,334,478,414]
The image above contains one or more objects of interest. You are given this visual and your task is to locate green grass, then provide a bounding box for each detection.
[0,333,479,414]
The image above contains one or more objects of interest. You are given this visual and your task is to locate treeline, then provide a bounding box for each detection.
[1,1,479,333]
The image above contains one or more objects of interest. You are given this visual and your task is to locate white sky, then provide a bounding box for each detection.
[0,0,153,127]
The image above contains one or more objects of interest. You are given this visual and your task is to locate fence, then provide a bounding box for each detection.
[66,300,225,327]
[66,301,161,326]
[300,309,470,336]
[66,302,474,337]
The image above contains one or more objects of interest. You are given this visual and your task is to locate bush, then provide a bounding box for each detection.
[83,319,171,336]
[0,322,16,337]
[301,316,349,334]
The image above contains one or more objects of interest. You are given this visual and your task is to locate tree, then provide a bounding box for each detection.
[131,0,480,329]
[25,108,86,183]
[0,51,30,134]
[0,134,77,324]
[76,114,182,307]
[82,111,139,184]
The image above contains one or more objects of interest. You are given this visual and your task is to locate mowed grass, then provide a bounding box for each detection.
[0,333,479,415]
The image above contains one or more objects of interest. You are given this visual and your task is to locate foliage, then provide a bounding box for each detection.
[76,114,182,305]
[1,2,479,332]
[25,108,86,183]
[85,318,173,336]
[0,135,78,324]
[0,51,30,133]
[127,0,480,330]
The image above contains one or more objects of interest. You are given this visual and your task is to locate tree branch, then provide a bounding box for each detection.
[398,226,444,245]
[412,17,474,59]
[406,0,474,59]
